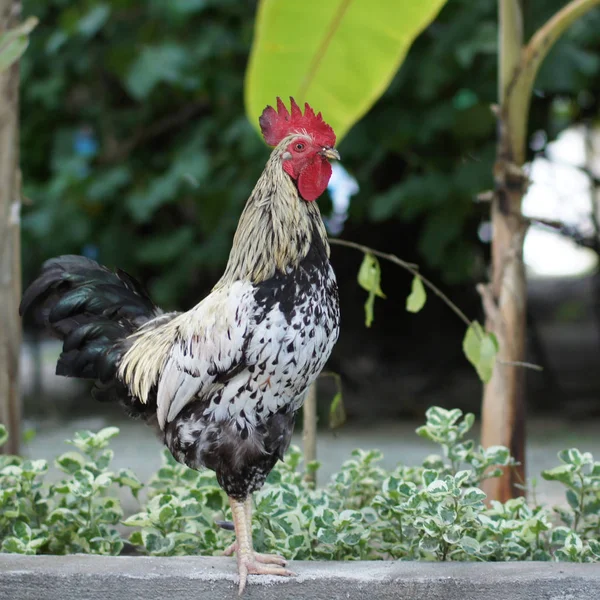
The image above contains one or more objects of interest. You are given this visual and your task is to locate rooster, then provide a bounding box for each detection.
[20,97,340,593]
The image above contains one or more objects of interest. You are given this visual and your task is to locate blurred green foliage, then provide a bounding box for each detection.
[20,0,600,309]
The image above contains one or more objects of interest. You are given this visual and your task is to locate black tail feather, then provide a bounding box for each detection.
[20,255,161,406]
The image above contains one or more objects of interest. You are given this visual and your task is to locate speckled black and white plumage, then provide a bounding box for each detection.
[163,234,339,498]
[21,130,340,504]
[112,133,341,501]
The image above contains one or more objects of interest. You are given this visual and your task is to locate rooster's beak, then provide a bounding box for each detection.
[320,148,340,161]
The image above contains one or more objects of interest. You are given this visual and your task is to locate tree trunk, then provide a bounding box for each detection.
[479,195,528,501]
[480,0,528,501]
[0,0,22,455]
[479,0,600,502]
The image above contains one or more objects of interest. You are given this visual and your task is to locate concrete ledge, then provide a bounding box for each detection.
[1,555,600,599]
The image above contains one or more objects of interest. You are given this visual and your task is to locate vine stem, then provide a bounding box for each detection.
[329,237,543,372]
[329,237,472,328]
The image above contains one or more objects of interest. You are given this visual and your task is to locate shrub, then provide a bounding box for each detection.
[0,425,141,555]
[1,407,599,562]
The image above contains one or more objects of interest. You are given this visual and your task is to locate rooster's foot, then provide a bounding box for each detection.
[237,555,295,595]
[223,542,287,566]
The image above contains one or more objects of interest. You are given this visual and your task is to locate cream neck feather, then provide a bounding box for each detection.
[215,137,329,288]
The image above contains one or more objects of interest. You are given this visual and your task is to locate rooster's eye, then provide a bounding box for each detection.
[294,143,305,152]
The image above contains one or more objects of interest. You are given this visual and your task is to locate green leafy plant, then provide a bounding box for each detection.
[2,409,600,562]
[123,449,229,556]
[0,425,141,555]
[542,448,600,561]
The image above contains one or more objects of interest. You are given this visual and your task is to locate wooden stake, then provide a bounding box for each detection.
[302,383,317,487]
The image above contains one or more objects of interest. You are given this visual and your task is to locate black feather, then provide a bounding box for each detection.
[20,254,169,416]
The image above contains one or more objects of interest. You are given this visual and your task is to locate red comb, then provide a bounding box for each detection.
[259,97,336,148]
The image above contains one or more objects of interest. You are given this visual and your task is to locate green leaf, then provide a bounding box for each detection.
[551,527,570,546]
[47,508,80,525]
[506,541,528,558]
[321,508,336,527]
[479,540,499,556]
[460,535,480,555]
[282,491,298,510]
[0,424,8,447]
[419,536,440,553]
[541,464,576,485]
[566,489,580,511]
[142,530,174,555]
[0,17,38,73]
[1,537,27,554]
[245,0,447,142]
[589,539,600,557]
[426,480,449,496]
[338,510,362,524]
[558,448,584,467]
[462,321,499,383]
[288,534,305,551]
[95,427,120,445]
[13,521,32,541]
[317,528,337,545]
[342,532,362,546]
[454,470,471,487]
[462,488,486,505]
[122,513,152,528]
[458,413,476,436]
[116,469,143,494]
[357,253,385,328]
[71,469,95,497]
[55,452,86,474]
[363,293,376,329]
[438,505,457,525]
[358,253,385,298]
[422,470,439,487]
[329,391,346,429]
[442,526,461,545]
[564,532,583,554]
[406,276,427,313]
[485,446,511,466]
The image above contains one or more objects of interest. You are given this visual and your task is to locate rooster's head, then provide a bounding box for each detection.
[259,97,339,202]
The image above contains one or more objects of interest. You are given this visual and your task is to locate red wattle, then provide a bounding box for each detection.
[297,159,332,202]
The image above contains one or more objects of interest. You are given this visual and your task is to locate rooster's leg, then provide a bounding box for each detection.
[226,496,295,594]
[223,497,286,564]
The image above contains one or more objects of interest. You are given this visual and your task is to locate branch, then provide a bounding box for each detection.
[503,0,600,163]
[332,237,543,372]
[329,237,418,269]
[329,237,472,328]
[498,0,523,103]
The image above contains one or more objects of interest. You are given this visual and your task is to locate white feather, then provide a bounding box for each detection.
[155,281,254,429]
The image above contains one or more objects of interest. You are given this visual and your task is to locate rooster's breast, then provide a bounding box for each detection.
[210,250,339,427]
[164,243,339,497]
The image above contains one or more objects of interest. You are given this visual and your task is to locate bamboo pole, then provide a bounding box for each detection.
[0,0,22,455]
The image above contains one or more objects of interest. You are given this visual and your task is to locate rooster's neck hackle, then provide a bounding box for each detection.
[216,138,329,287]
